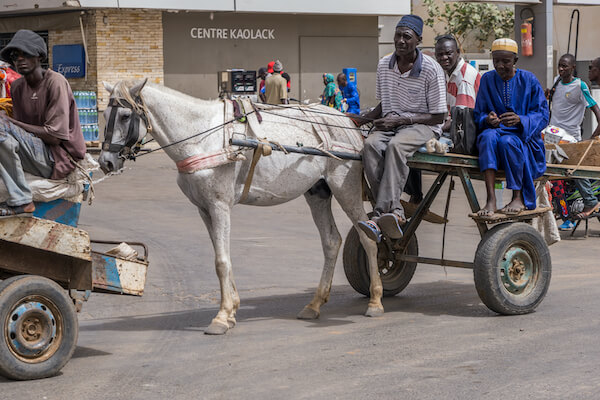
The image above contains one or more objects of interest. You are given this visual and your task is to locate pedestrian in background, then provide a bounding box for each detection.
[281,71,291,93]
[320,73,343,111]
[257,67,268,102]
[264,60,288,104]
[548,54,600,228]
[337,72,360,114]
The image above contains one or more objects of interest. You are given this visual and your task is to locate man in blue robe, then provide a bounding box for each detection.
[474,38,549,216]
[337,73,360,114]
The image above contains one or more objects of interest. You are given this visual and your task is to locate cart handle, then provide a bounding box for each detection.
[90,239,149,262]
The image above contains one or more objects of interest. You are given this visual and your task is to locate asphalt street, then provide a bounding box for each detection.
[2,151,600,399]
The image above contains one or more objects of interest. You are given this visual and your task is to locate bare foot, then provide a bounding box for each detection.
[477,200,497,217]
[500,198,525,215]
[22,202,35,213]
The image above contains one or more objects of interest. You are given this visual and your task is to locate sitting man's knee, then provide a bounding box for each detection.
[498,134,521,149]
[388,139,409,155]
[478,129,498,142]
[0,134,15,150]
[363,135,382,154]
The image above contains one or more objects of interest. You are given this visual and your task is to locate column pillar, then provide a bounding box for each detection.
[515,0,553,88]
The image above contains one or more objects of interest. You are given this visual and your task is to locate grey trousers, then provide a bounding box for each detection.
[0,119,53,206]
[363,124,435,217]
[575,178,598,208]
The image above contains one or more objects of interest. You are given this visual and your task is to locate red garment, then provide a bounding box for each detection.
[0,67,21,98]
[267,61,275,74]
[446,59,480,109]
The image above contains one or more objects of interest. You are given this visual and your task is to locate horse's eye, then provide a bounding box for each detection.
[121,114,130,121]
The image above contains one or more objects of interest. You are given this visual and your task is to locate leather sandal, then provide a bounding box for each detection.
[576,203,600,219]
[0,204,34,219]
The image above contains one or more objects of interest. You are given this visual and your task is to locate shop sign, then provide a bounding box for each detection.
[52,44,85,78]
[190,27,275,40]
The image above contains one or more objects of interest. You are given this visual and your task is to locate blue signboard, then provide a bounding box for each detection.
[52,44,85,78]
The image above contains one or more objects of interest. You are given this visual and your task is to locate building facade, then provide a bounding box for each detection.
[0,1,410,112]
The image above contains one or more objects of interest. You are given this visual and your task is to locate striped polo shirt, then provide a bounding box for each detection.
[446,58,481,109]
[376,49,447,135]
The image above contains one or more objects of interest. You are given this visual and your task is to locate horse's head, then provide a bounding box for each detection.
[98,79,151,174]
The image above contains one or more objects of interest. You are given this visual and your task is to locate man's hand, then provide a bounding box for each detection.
[346,113,367,127]
[499,112,520,127]
[373,115,406,131]
[442,118,451,133]
[486,111,500,128]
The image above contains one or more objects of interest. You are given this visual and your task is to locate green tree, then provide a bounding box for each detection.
[423,0,514,52]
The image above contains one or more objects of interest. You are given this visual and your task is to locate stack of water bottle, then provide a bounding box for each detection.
[73,90,99,143]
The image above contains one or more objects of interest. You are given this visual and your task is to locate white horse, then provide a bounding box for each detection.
[98,79,381,335]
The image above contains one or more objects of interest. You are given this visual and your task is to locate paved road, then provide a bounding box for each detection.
[2,152,600,399]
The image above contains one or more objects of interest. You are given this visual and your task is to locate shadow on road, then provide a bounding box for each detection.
[72,346,112,359]
[80,280,494,333]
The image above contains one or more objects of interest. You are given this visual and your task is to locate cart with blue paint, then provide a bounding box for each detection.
[0,196,149,381]
[342,151,600,315]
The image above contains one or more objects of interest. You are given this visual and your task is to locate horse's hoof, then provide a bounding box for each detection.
[365,306,384,317]
[227,317,236,328]
[297,306,320,320]
[205,320,229,335]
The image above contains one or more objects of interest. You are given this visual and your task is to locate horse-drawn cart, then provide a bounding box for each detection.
[343,151,600,315]
[0,198,149,381]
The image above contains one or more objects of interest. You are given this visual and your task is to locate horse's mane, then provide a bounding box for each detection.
[112,79,221,107]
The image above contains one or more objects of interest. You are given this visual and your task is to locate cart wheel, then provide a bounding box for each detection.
[474,222,551,315]
[0,275,78,380]
[343,226,418,297]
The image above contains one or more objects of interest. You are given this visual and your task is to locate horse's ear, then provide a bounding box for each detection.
[130,78,148,98]
[103,81,114,94]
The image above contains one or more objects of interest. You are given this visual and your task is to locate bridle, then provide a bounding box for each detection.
[102,96,151,160]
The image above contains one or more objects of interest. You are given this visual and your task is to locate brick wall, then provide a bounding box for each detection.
[95,9,164,110]
[48,11,97,92]
[47,9,164,111]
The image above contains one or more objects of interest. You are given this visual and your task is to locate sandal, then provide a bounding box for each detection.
[576,203,600,219]
[0,204,34,219]
[378,212,405,239]
[358,220,382,243]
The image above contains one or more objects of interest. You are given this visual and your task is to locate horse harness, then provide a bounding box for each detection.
[102,96,151,159]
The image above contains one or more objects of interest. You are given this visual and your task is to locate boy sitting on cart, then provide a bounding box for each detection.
[0,30,86,217]
[475,38,549,217]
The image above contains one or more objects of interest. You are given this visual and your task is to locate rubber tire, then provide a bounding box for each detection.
[343,226,418,297]
[0,275,79,380]
[474,222,552,315]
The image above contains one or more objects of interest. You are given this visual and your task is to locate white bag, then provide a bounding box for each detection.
[542,125,577,144]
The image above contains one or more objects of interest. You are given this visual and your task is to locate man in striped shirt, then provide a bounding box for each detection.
[355,15,447,242]
[434,35,480,131]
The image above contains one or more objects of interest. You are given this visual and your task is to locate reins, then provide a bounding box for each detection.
[102,98,373,160]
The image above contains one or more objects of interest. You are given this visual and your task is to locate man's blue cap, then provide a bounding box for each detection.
[396,14,424,37]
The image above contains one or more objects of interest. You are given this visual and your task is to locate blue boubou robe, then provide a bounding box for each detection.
[474,69,549,210]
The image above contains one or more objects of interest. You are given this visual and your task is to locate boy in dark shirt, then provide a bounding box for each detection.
[0,30,85,217]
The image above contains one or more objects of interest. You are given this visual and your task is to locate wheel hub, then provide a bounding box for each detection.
[7,301,57,359]
[500,246,535,294]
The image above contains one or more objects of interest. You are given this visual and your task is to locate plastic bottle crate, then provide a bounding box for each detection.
[82,125,99,142]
